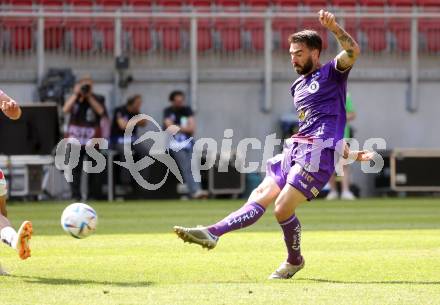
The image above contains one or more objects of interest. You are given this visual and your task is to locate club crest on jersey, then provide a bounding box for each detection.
[307,80,320,94]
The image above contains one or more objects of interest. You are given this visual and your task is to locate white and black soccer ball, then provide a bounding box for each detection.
[61,203,98,239]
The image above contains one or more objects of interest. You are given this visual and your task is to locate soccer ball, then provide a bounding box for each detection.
[61,203,98,239]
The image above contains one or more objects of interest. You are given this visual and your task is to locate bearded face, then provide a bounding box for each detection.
[293,55,314,75]
[290,42,319,75]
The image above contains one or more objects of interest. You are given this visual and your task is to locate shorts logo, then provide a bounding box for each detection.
[311,187,319,197]
[307,80,320,94]
[299,180,308,190]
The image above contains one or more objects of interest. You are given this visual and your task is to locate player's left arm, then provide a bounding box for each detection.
[318,10,361,71]
[0,91,22,120]
[343,142,375,162]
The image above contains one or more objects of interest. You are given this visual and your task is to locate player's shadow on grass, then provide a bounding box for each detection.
[299,278,440,285]
[12,275,154,287]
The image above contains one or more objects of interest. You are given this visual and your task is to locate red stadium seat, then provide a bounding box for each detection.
[420,20,440,52]
[95,0,125,7]
[35,0,64,50]
[416,0,439,7]
[66,19,94,51]
[272,0,301,6]
[36,0,64,7]
[182,19,212,51]
[243,0,271,7]
[68,0,94,7]
[215,19,241,51]
[44,18,65,50]
[155,19,183,51]
[126,0,153,6]
[342,18,357,35]
[9,0,33,5]
[332,0,358,7]
[388,0,413,7]
[360,19,386,52]
[303,0,328,7]
[359,0,387,6]
[244,19,264,50]
[389,20,410,52]
[273,19,298,49]
[95,20,115,51]
[215,0,241,6]
[4,18,34,51]
[197,19,213,51]
[124,21,152,52]
[156,0,186,6]
[188,0,212,6]
[302,19,328,49]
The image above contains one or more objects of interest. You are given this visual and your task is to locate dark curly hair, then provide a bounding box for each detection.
[169,90,184,102]
[288,30,323,55]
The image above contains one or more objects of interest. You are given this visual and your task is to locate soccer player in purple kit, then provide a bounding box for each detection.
[174,10,376,279]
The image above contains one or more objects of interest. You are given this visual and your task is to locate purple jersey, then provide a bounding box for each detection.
[291,58,351,149]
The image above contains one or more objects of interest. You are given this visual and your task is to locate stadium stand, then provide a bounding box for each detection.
[332,0,358,7]
[243,0,271,7]
[215,19,242,51]
[123,20,152,52]
[360,19,387,52]
[389,20,411,52]
[44,18,65,50]
[273,19,299,49]
[156,19,183,51]
[96,0,125,7]
[358,0,387,7]
[0,1,439,54]
[420,20,440,52]
[126,0,153,7]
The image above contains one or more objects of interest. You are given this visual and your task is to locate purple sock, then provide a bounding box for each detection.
[279,214,303,266]
[207,202,266,237]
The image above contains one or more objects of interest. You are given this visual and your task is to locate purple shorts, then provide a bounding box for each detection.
[266,140,335,200]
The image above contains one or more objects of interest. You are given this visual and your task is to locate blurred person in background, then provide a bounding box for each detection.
[326,92,356,200]
[163,90,207,199]
[63,76,107,201]
[110,94,149,184]
[110,94,148,153]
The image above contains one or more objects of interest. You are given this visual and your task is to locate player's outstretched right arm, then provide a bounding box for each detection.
[318,9,361,71]
[343,142,375,162]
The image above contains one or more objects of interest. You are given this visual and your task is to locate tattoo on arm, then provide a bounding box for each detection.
[331,25,360,70]
[332,28,357,51]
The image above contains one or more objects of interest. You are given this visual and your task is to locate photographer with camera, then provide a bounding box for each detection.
[63,76,107,201]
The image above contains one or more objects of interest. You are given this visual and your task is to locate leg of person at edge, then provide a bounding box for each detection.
[0,90,33,276]
[173,10,376,279]
[327,92,357,200]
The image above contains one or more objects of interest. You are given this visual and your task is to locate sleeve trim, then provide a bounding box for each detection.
[334,58,352,73]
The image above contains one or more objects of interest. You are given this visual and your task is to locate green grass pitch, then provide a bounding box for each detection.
[1,198,439,305]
